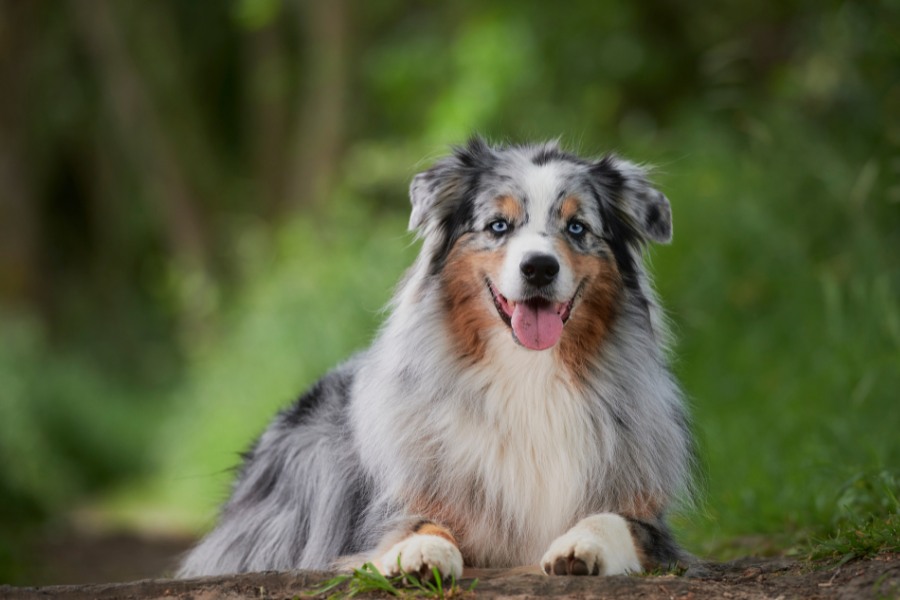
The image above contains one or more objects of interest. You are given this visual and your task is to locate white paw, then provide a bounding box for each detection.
[541,513,642,576]
[380,534,464,580]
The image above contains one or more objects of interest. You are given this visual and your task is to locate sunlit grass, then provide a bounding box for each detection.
[804,470,900,562]
[304,562,477,600]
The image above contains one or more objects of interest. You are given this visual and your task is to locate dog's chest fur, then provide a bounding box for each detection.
[354,315,599,566]
[444,332,596,564]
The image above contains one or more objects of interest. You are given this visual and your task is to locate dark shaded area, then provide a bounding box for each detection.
[18,531,193,586]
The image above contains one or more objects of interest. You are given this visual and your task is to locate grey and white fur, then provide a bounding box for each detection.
[179,137,695,579]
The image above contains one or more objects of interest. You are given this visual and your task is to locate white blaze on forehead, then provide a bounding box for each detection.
[518,162,566,233]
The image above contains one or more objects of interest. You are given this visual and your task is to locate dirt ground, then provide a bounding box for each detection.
[3,554,899,599]
[13,530,194,586]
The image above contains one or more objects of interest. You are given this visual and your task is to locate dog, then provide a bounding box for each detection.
[178,137,694,579]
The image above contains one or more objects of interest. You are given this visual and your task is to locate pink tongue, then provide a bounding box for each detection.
[511,302,564,351]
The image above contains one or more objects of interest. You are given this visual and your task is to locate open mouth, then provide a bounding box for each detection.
[487,279,579,351]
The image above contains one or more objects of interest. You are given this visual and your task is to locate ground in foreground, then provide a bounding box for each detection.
[3,555,899,599]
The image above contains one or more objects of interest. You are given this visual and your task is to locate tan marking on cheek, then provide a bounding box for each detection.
[441,243,506,362]
[556,243,622,380]
[560,196,581,222]
[496,195,524,222]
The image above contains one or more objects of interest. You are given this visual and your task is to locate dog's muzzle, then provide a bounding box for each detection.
[520,253,559,289]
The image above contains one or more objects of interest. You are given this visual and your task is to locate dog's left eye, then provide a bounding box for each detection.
[489,219,511,235]
[567,220,586,237]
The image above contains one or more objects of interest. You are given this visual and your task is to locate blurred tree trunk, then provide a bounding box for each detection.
[68,0,210,276]
[284,0,348,212]
[245,23,290,218]
[0,3,39,309]
[125,2,224,221]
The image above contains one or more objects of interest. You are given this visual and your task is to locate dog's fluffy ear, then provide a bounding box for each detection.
[591,156,672,244]
[409,136,495,232]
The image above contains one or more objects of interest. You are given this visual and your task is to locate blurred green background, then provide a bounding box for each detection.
[1,0,898,585]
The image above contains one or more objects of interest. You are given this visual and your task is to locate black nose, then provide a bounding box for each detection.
[520,254,559,287]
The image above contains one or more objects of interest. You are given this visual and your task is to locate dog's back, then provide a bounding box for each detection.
[179,361,368,575]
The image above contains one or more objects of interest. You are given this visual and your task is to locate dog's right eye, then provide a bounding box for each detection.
[489,219,511,235]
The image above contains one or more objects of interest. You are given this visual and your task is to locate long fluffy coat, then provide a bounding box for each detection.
[179,138,694,578]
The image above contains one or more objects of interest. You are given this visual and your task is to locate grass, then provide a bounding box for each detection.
[653,114,900,560]
[303,562,477,600]
[804,470,900,562]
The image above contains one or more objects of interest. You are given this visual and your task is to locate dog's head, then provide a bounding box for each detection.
[409,137,671,358]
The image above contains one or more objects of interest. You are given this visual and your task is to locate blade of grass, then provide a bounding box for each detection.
[434,569,444,600]
[303,573,351,597]
[351,563,401,595]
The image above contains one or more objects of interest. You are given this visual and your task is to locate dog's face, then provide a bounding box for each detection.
[409,138,671,361]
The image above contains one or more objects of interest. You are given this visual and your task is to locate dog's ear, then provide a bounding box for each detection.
[591,156,672,244]
[408,172,442,232]
[409,136,496,232]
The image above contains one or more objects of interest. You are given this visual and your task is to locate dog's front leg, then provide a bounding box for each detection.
[377,520,464,580]
[541,513,644,576]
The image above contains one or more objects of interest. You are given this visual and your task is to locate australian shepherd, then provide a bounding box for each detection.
[179,137,694,579]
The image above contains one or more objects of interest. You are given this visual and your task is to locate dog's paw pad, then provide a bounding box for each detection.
[541,514,642,577]
[380,534,463,580]
[542,535,605,576]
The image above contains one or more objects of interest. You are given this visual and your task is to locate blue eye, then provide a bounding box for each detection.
[489,220,510,234]
[567,220,586,236]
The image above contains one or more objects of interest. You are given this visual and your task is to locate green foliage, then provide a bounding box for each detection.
[658,106,900,555]
[304,562,476,600]
[0,320,165,508]
[129,210,416,527]
[233,0,282,31]
[806,470,900,561]
[0,315,169,581]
